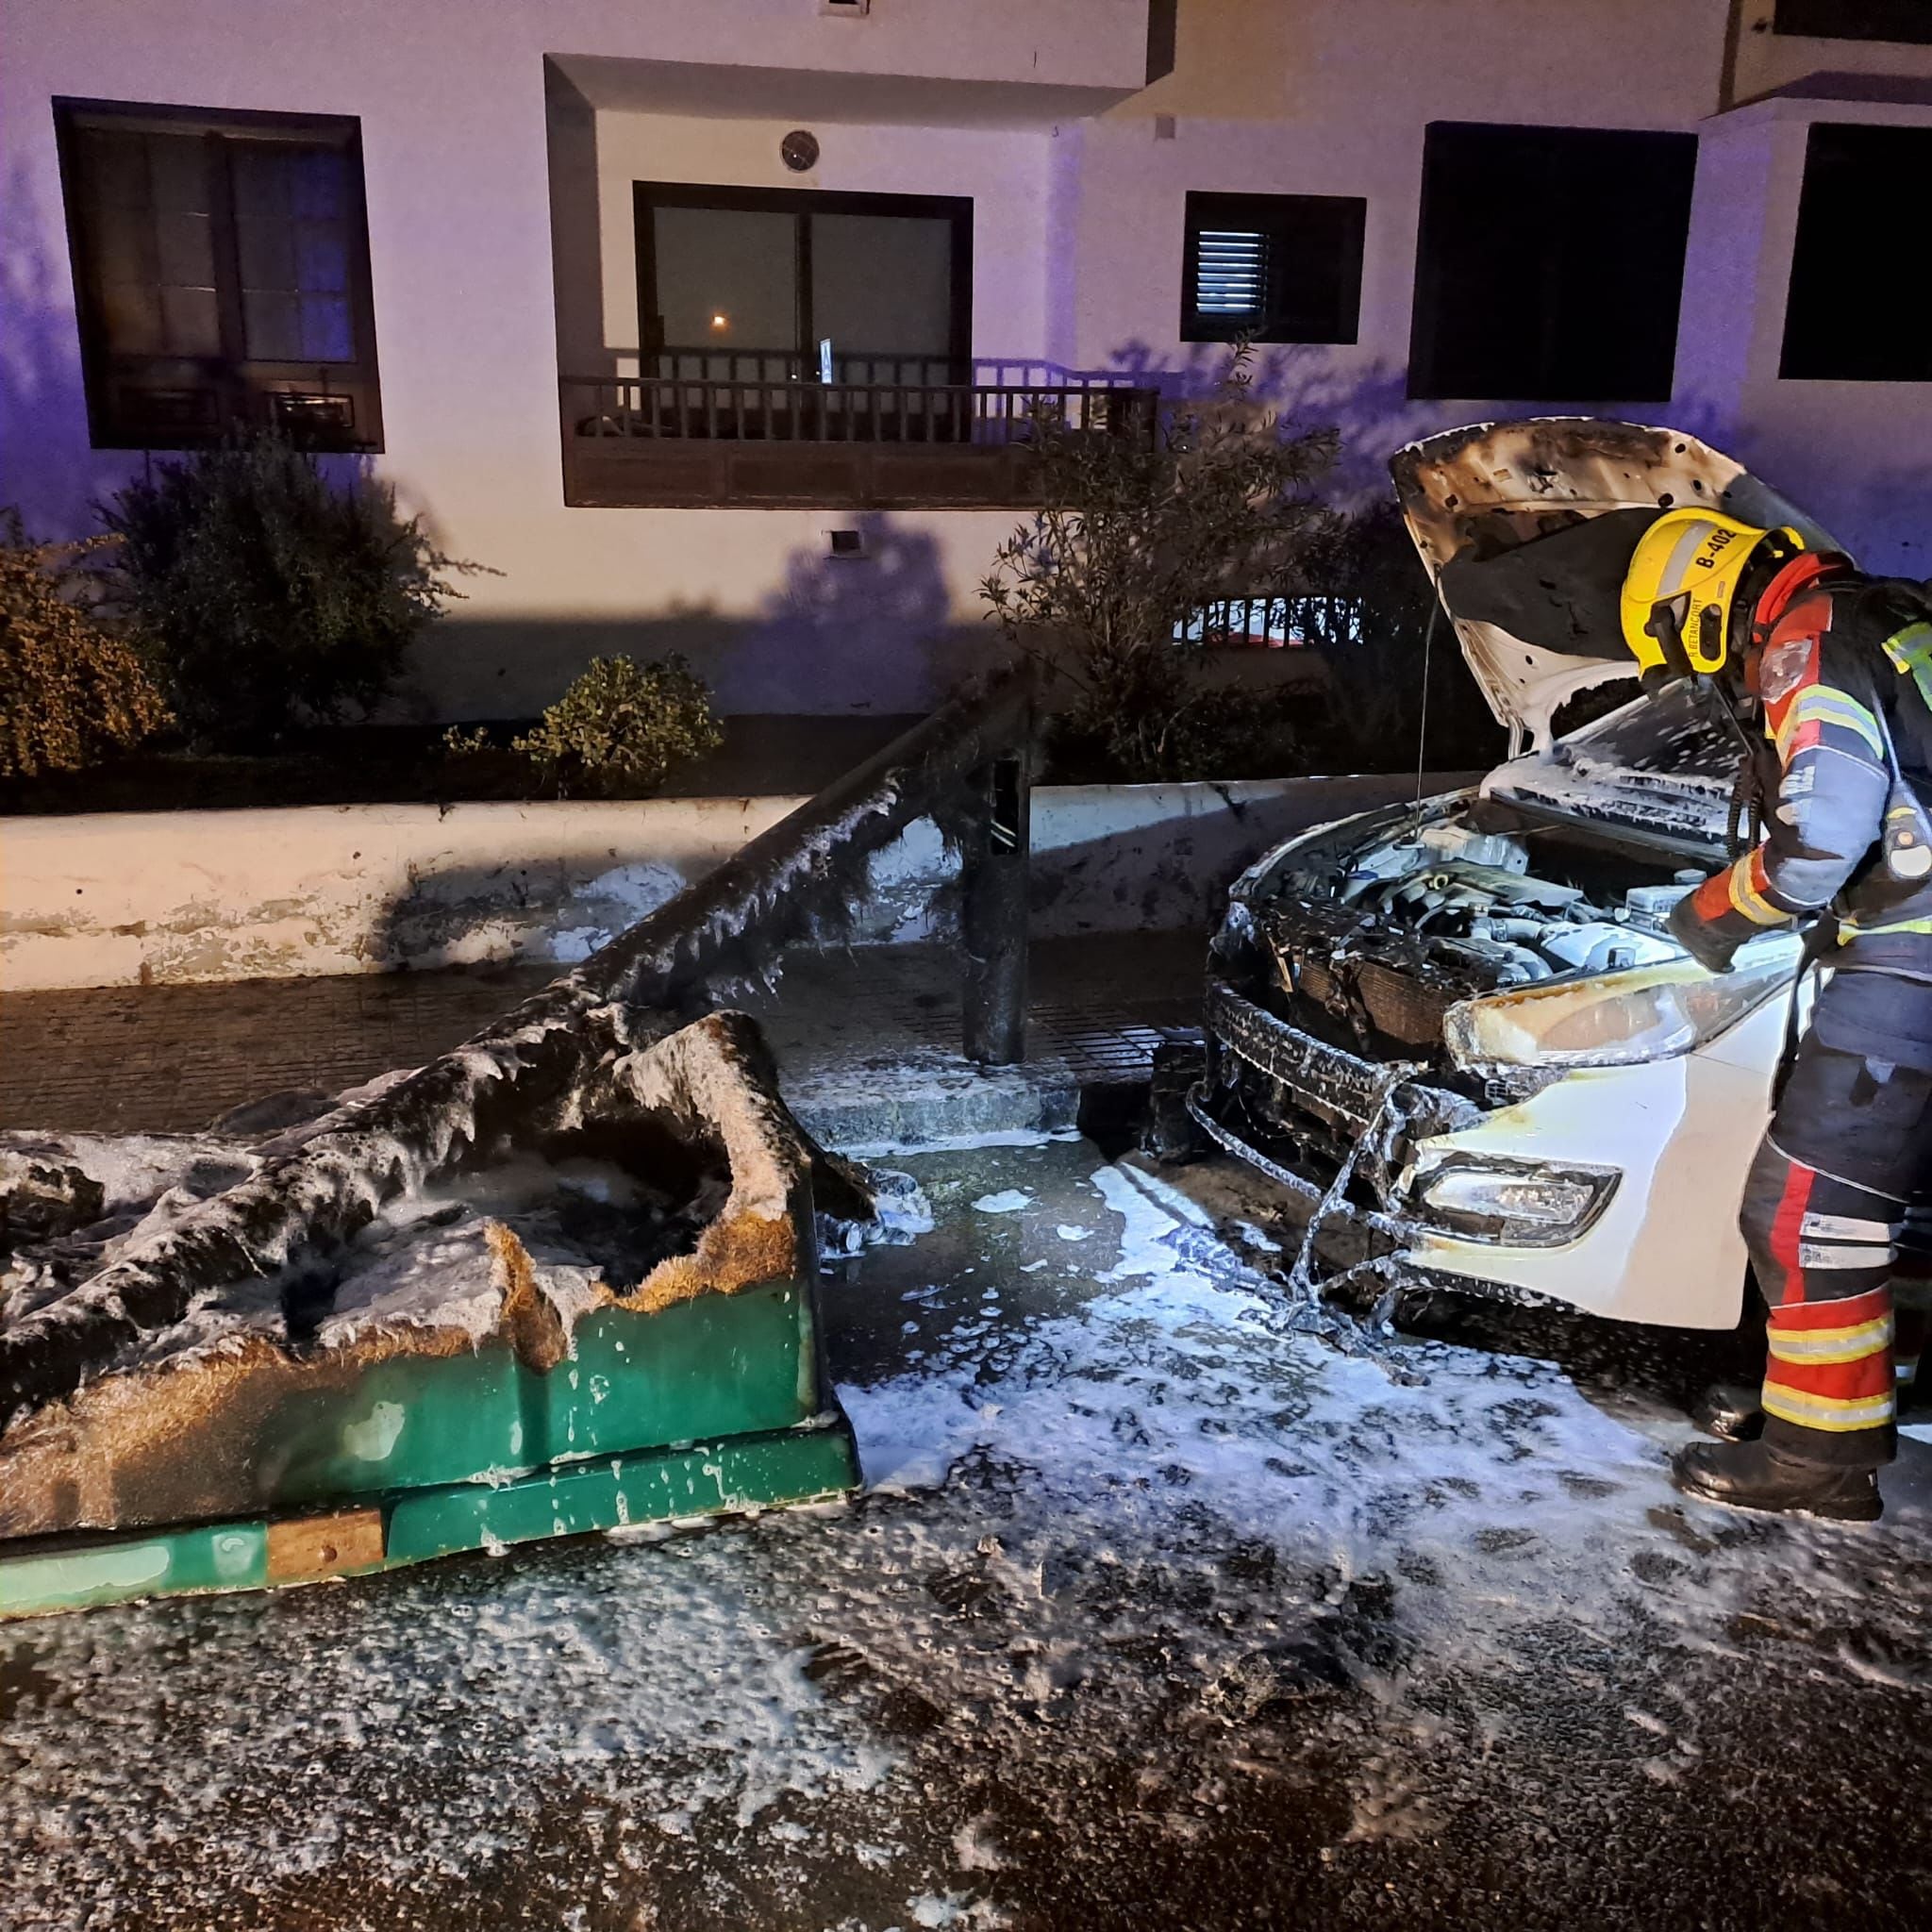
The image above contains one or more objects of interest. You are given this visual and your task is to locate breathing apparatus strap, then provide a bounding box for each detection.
[1774,912,1840,1108]
[1697,675,1772,861]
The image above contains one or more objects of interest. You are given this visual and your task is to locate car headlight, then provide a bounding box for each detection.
[1443,936,1800,1070]
[1411,1159,1619,1246]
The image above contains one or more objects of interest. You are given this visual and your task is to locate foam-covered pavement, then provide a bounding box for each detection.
[6,1134,1930,1929]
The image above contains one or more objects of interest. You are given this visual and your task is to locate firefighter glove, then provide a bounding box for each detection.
[1670,889,1741,974]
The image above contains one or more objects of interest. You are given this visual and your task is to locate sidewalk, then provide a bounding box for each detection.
[0,934,1207,1143]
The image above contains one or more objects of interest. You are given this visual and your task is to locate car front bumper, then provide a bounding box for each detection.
[1195,976,1764,1328]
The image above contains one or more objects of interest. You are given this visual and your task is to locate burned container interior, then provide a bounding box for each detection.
[0,1012,864,1618]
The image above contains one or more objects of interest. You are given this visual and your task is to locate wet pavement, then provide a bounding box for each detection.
[0,937,1203,1138]
[5,1136,1932,1930]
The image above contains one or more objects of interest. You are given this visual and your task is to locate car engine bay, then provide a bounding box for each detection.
[1329,818,1693,983]
[1221,805,1705,1067]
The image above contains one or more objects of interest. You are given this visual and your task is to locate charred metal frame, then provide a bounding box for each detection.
[1194,979,1477,1206]
[0,666,1039,1431]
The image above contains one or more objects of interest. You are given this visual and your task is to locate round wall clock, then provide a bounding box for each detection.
[780,129,820,173]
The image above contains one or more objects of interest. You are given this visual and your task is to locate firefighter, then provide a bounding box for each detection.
[1618,509,1932,1521]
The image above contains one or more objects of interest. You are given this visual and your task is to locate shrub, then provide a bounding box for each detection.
[512,655,724,797]
[980,346,1337,781]
[98,433,483,747]
[1281,501,1505,774]
[0,510,171,780]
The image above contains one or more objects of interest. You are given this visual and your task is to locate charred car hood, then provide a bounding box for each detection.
[1390,418,1845,752]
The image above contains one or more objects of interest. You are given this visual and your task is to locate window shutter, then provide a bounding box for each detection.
[1192,226,1270,323]
[1181,194,1363,344]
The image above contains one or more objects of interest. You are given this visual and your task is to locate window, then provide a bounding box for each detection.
[1781,123,1932,380]
[1180,192,1366,343]
[1145,0,1178,84]
[1407,122,1697,402]
[1174,595,1314,650]
[54,98,380,450]
[1774,1,1932,44]
[634,184,972,385]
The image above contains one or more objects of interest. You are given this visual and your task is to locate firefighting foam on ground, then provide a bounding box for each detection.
[8,1136,1932,1928]
[7,420,1932,1928]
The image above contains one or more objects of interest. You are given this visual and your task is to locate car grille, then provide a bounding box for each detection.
[1261,901,1469,1052]
[1201,979,1481,1198]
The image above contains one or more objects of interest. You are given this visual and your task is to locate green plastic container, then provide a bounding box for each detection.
[0,1271,861,1620]
[0,1424,858,1620]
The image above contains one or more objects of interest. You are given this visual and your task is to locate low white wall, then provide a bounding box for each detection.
[0,774,1473,991]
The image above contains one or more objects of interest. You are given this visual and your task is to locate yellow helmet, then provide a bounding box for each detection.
[1619,509,1805,679]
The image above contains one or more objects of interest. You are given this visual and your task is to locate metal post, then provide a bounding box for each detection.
[959,739,1032,1066]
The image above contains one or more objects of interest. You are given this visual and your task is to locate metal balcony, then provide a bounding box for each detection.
[559,358,1157,509]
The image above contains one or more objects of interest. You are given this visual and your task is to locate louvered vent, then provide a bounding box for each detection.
[1193,228,1269,320]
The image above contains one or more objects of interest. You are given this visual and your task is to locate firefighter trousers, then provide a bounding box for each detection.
[1738,968,1932,1470]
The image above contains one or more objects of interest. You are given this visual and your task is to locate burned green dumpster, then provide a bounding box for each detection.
[0,1011,861,1619]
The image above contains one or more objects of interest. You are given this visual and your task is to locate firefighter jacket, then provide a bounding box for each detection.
[1674,571,1932,981]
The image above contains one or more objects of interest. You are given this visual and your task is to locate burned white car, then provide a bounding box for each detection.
[1191,420,1842,1329]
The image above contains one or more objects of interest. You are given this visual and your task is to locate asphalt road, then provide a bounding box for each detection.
[5,1138,1930,1930]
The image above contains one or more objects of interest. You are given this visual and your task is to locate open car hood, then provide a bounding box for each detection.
[1389,419,1844,752]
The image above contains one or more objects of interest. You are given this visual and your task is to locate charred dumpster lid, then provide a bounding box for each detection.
[1389,418,1845,749]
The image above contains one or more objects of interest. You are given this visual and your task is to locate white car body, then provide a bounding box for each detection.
[1401,945,1786,1327]
[1197,420,1846,1330]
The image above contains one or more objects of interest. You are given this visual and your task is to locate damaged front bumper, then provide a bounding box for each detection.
[1191,979,1620,1284]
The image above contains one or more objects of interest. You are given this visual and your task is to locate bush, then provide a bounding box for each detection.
[1281,502,1505,774]
[980,346,1337,781]
[512,655,724,796]
[0,510,171,779]
[98,433,483,747]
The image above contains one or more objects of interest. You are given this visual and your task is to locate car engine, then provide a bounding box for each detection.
[1332,821,1690,985]
[1229,808,1703,1062]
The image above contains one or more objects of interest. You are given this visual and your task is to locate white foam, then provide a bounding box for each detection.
[971,1191,1032,1215]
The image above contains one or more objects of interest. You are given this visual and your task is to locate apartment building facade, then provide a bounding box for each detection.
[3,0,1928,719]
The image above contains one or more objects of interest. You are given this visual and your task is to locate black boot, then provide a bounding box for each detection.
[1690,1381,1763,1442]
[1672,1438,1882,1523]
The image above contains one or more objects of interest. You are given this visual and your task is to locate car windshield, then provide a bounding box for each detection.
[1486,677,1737,852]
[1554,677,1739,783]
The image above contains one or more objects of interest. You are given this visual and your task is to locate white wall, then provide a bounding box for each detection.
[1061,0,1737,497]
[1676,96,1932,577]
[407,97,1064,721]
[5,0,1927,731]
[0,774,1471,991]
[1058,0,1931,570]
[0,0,1138,724]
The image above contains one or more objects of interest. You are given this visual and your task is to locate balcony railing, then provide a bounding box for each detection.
[559,367,1158,509]
[638,349,1131,391]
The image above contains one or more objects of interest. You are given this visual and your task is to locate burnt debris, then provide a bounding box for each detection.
[0,666,1037,1436]
[0,1010,853,1537]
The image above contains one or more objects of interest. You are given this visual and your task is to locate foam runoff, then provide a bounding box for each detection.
[833,1127,1078,1160]
[970,1191,1031,1215]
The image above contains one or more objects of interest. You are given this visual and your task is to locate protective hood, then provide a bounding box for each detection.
[1390,419,1843,752]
